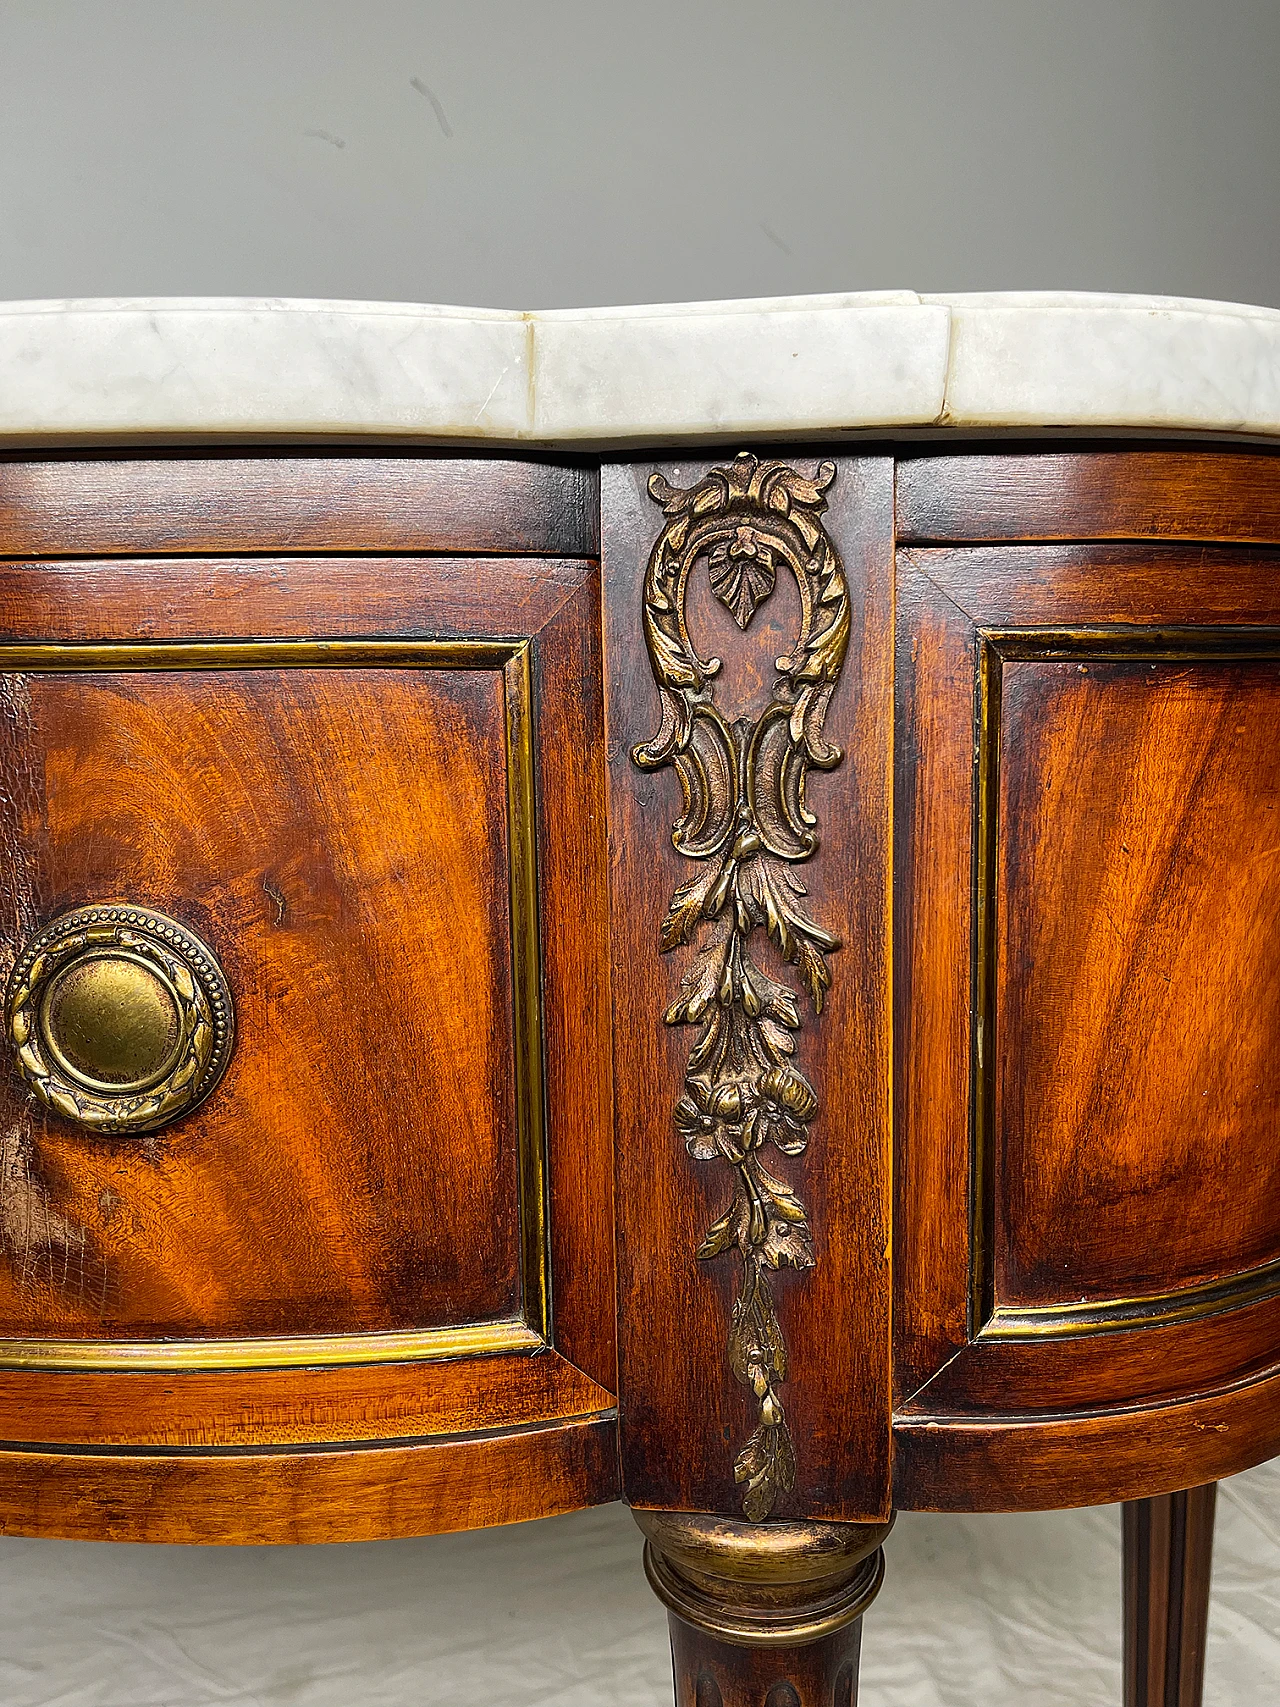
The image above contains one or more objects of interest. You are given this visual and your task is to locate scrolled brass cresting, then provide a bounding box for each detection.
[5,904,235,1134]
[634,452,849,1521]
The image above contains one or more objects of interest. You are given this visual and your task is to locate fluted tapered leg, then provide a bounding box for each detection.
[636,1511,891,1707]
[1123,1483,1217,1707]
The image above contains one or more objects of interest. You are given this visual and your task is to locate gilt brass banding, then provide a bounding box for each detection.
[0,1318,546,1373]
[6,905,235,1135]
[982,1253,1280,1340]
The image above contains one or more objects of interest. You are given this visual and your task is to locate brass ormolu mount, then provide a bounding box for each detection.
[634,453,851,1522]
[5,904,235,1135]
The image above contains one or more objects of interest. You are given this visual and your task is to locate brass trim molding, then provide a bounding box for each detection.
[633,453,849,1520]
[971,626,1280,1341]
[0,637,551,1371]
[0,639,521,673]
[503,644,552,1344]
[982,1253,1280,1341]
[0,1319,544,1373]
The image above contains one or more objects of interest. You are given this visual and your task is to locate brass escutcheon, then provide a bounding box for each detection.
[5,905,235,1135]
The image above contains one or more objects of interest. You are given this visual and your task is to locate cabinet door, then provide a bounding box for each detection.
[894,523,1280,1509]
[0,455,617,1542]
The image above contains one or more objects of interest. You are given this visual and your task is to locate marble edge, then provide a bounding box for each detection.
[939,297,1280,434]
[923,290,1280,322]
[0,296,528,322]
[1,291,1279,442]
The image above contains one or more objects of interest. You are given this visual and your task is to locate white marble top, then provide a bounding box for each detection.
[1,290,1278,445]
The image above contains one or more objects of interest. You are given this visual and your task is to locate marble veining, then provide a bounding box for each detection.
[1,290,1277,443]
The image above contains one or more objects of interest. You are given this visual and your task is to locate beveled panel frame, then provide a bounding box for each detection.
[0,638,549,1372]
[893,528,1280,1507]
[0,457,614,1537]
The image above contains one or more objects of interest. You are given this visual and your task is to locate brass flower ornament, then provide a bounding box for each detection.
[633,451,849,1520]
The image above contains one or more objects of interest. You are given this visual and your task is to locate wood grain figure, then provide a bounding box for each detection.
[0,441,1277,1707]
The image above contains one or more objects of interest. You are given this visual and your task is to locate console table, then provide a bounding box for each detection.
[0,289,1277,1706]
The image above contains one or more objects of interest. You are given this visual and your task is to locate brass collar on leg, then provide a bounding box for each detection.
[635,1511,893,1649]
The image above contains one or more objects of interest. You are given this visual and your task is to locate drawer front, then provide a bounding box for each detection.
[0,452,616,1542]
[0,647,537,1347]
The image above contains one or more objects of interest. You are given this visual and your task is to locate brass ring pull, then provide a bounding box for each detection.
[5,905,235,1135]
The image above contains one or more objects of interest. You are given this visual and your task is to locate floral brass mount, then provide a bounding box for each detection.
[633,451,849,1521]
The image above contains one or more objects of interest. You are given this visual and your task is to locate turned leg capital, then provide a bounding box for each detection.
[635,1511,893,1706]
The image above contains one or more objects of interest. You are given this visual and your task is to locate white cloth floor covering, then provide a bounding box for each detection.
[0,1459,1274,1706]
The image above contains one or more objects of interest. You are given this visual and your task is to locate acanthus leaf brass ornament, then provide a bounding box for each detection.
[5,904,235,1135]
[633,451,849,1521]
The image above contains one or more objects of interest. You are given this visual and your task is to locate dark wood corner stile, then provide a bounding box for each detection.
[0,443,1277,1703]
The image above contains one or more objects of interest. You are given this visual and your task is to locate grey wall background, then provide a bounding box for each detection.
[2,0,1279,310]
[1,3,1279,1704]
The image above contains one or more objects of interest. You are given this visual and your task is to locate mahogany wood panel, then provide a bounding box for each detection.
[0,500,617,1539]
[0,545,614,1363]
[534,575,618,1391]
[0,1414,618,1544]
[0,554,592,643]
[906,542,1280,627]
[897,451,1280,544]
[996,657,1280,1307]
[893,535,1280,1506]
[0,556,613,1365]
[894,1360,1280,1510]
[1124,1484,1217,1707]
[604,455,894,1524]
[0,1349,612,1447]
[901,1289,1280,1414]
[0,453,598,558]
[0,664,521,1339]
[892,567,974,1404]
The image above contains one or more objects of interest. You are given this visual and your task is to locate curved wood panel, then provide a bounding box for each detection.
[893,1359,1280,1511]
[0,487,617,1542]
[0,1349,612,1448]
[995,654,1280,1309]
[0,453,599,558]
[902,1289,1280,1415]
[897,451,1280,544]
[906,541,1280,627]
[0,1414,618,1544]
[894,524,1280,1510]
[0,554,591,644]
[0,661,523,1341]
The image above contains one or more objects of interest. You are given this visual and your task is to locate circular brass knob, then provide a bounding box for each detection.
[5,905,234,1134]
